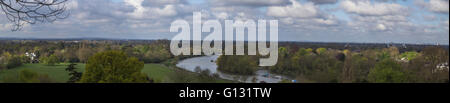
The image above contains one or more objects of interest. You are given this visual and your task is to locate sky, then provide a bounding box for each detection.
[0,0,448,44]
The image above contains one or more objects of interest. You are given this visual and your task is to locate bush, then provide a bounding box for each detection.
[142,45,172,63]
[6,56,22,69]
[217,55,258,75]
[41,55,59,66]
[368,60,407,83]
[80,51,149,83]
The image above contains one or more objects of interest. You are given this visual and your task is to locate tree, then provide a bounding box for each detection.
[41,54,59,66]
[0,52,21,69]
[142,44,172,63]
[316,48,327,55]
[77,48,94,63]
[66,63,82,83]
[409,47,449,83]
[6,56,22,69]
[384,46,399,58]
[0,0,69,31]
[368,60,407,83]
[47,54,59,66]
[342,54,370,82]
[63,48,79,62]
[422,47,448,66]
[217,55,258,75]
[79,51,149,83]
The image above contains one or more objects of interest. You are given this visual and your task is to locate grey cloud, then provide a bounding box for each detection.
[210,0,291,7]
[0,0,448,44]
[141,0,189,7]
[308,0,338,4]
[415,0,449,14]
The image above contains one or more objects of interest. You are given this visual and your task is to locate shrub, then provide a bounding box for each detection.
[6,56,23,69]
[80,51,149,83]
[41,55,59,66]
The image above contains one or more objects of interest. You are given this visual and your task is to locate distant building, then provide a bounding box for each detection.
[25,52,38,63]
[434,62,449,73]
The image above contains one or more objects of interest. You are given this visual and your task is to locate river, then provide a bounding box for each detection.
[176,55,289,83]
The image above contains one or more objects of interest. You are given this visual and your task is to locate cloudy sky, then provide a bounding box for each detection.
[0,0,448,44]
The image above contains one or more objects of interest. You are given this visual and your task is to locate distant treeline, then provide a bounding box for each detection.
[216,46,449,83]
[0,40,193,70]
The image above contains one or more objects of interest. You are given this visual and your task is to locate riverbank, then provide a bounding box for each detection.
[176,55,290,83]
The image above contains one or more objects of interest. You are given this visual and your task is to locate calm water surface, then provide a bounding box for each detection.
[176,55,289,83]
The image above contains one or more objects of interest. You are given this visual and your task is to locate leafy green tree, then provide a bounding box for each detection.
[77,48,94,63]
[143,44,172,63]
[342,54,370,82]
[270,47,294,75]
[47,55,59,66]
[217,55,258,75]
[309,54,343,83]
[66,63,82,83]
[377,52,391,61]
[384,47,400,58]
[6,56,22,69]
[368,60,407,83]
[41,54,59,66]
[316,48,327,55]
[422,47,448,66]
[79,51,149,83]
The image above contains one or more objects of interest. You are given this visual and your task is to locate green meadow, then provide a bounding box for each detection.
[0,63,231,83]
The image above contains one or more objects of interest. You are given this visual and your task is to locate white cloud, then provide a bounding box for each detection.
[67,0,79,10]
[125,0,146,18]
[0,0,448,44]
[376,24,387,31]
[151,5,178,17]
[416,0,449,14]
[125,0,178,19]
[213,12,229,20]
[267,0,320,18]
[443,20,449,31]
[211,0,291,7]
[338,0,416,33]
[340,0,408,16]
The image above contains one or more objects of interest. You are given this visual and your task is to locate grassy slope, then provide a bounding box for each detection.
[0,63,85,83]
[0,63,232,83]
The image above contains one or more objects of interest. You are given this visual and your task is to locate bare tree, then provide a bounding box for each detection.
[0,0,69,31]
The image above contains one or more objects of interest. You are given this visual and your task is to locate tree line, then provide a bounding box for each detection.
[216,46,449,83]
[0,40,175,70]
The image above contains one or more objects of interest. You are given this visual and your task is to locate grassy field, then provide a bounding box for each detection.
[0,63,232,83]
[0,63,85,83]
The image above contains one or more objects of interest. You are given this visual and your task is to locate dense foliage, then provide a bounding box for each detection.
[217,55,258,75]
[66,63,82,83]
[79,51,149,83]
[216,46,449,83]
